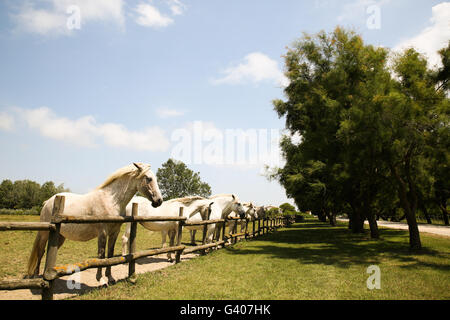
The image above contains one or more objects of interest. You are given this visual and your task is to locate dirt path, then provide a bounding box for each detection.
[337,219,450,237]
[0,252,199,300]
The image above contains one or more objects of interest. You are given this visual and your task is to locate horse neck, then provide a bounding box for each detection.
[100,176,139,212]
[214,197,234,218]
[181,200,204,219]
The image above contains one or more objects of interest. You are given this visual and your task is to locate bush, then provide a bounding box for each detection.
[0,208,40,216]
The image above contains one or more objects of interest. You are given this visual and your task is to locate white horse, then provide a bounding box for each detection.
[121,196,222,262]
[207,194,246,241]
[227,202,257,235]
[26,163,162,284]
[256,206,267,219]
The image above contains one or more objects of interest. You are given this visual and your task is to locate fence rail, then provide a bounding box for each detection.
[0,195,291,299]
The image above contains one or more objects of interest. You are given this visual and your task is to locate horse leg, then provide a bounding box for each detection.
[206,224,214,244]
[105,228,120,284]
[58,235,65,248]
[190,230,197,245]
[121,223,131,256]
[161,230,172,262]
[96,231,107,283]
[167,229,176,262]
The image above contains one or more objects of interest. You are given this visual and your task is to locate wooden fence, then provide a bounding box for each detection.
[0,195,291,300]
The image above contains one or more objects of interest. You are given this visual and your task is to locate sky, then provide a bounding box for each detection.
[0,0,449,208]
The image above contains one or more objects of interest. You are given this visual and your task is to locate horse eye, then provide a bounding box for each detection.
[146,177,153,182]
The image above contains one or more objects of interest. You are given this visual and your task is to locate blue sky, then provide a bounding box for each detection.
[0,0,449,207]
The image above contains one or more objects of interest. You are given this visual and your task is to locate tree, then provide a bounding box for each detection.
[156,159,212,200]
[273,28,386,234]
[0,179,70,210]
[12,180,41,209]
[0,179,14,209]
[271,27,449,249]
[279,203,296,213]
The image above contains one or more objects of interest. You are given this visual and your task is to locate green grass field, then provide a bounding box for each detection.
[0,214,205,279]
[74,219,449,300]
[1,216,449,300]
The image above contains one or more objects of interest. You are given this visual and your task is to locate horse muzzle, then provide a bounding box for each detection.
[152,198,163,208]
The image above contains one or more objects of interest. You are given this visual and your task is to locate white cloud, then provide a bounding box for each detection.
[13,3,69,36]
[17,107,170,152]
[12,0,124,36]
[134,3,173,28]
[213,52,289,87]
[156,107,185,118]
[0,112,15,131]
[393,2,450,68]
[167,0,186,16]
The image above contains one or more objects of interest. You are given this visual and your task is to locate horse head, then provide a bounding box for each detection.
[133,162,163,208]
[246,202,257,220]
[231,194,246,219]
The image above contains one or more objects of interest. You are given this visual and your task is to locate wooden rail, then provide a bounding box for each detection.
[0,222,56,231]
[0,195,290,299]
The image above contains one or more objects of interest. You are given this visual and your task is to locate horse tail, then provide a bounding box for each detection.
[26,231,47,277]
[26,200,52,277]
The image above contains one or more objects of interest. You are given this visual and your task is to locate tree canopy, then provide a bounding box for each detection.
[272,28,449,250]
[156,159,212,200]
[0,179,69,210]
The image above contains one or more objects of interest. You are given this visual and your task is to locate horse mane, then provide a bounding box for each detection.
[167,196,205,205]
[209,193,235,199]
[96,163,149,190]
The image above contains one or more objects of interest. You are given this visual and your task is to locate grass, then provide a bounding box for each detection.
[74,219,450,300]
[1,215,448,300]
[0,214,205,279]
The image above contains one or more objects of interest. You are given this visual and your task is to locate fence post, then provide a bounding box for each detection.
[257,218,261,237]
[128,203,138,283]
[42,195,64,300]
[232,219,238,244]
[252,219,255,238]
[244,218,249,240]
[222,218,227,243]
[201,208,211,255]
[175,207,184,263]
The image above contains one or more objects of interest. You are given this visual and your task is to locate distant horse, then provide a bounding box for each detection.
[26,163,162,284]
[121,196,222,262]
[208,194,246,241]
[256,206,267,219]
[227,202,257,236]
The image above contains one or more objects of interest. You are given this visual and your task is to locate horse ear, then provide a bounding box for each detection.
[133,162,143,171]
[232,194,235,200]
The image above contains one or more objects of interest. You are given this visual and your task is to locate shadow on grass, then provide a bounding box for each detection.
[224,222,450,271]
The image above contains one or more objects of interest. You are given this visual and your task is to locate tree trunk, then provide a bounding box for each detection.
[317,210,327,223]
[438,200,449,226]
[325,209,336,226]
[417,192,432,224]
[366,209,379,239]
[390,162,421,250]
[350,203,365,234]
[364,186,379,239]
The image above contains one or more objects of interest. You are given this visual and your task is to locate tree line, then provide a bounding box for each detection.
[272,27,449,250]
[0,179,69,211]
